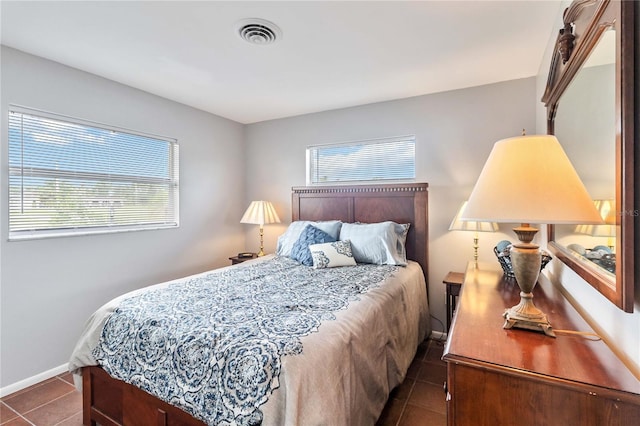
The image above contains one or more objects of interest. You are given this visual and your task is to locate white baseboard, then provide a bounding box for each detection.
[0,363,68,398]
[430,330,447,341]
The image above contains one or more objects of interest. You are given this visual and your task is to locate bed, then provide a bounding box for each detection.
[70,183,430,426]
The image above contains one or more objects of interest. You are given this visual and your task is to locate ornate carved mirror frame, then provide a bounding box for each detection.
[542,0,635,312]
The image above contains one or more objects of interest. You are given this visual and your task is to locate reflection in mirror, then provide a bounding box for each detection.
[545,0,635,312]
[553,29,616,283]
[557,199,616,277]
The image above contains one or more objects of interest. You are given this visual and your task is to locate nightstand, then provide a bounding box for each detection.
[229,254,258,265]
[443,271,464,333]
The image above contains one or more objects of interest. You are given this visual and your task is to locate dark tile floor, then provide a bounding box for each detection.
[0,339,446,426]
[376,338,447,426]
[1,373,81,426]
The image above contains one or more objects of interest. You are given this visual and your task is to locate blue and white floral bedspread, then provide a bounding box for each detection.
[90,256,399,425]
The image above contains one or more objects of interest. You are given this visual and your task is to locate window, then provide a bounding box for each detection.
[8,106,179,240]
[306,135,415,184]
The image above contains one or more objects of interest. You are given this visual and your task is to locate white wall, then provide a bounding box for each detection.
[535,2,640,375]
[244,78,536,333]
[0,47,247,388]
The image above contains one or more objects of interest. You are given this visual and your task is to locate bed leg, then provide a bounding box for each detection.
[82,368,96,426]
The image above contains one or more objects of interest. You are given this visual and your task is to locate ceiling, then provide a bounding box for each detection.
[1,1,563,124]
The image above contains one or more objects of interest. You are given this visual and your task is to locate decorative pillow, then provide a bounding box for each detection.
[276,220,342,257]
[309,240,357,269]
[290,225,337,266]
[339,221,410,265]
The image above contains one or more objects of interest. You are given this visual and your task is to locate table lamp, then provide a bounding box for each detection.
[449,201,499,264]
[461,134,602,337]
[240,200,281,256]
[575,199,616,251]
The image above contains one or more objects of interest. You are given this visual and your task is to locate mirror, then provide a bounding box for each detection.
[554,30,616,278]
[542,0,635,312]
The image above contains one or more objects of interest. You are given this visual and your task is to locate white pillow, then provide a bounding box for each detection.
[276,220,342,257]
[339,221,410,265]
[309,240,357,269]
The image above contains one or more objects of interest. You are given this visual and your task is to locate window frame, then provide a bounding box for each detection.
[7,105,179,241]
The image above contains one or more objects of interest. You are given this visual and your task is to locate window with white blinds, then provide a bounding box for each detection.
[8,107,179,240]
[306,135,416,184]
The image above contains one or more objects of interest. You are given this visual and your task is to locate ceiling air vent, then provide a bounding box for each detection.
[237,18,281,45]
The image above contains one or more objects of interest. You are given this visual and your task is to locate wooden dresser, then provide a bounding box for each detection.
[443,262,640,426]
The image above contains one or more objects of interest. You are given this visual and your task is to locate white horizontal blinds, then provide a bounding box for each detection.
[308,135,415,184]
[8,107,179,239]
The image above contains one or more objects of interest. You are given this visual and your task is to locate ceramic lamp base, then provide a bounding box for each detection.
[258,226,265,256]
[503,293,555,337]
[504,235,556,338]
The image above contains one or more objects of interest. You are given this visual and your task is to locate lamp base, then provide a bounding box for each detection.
[502,292,556,337]
[258,226,265,257]
[505,227,555,338]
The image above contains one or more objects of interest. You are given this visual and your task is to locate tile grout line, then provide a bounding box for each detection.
[1,401,22,425]
[1,373,72,400]
[52,375,82,426]
[1,375,70,407]
[4,411,36,426]
[395,345,430,426]
[52,409,83,426]
[55,375,75,387]
[393,378,417,426]
[20,387,77,417]
[22,415,37,426]
[2,377,77,426]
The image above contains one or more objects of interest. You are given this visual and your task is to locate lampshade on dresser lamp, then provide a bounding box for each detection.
[240,201,281,256]
[575,199,616,251]
[449,201,499,264]
[461,135,602,337]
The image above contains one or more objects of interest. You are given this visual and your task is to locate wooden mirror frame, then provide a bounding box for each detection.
[542,0,635,312]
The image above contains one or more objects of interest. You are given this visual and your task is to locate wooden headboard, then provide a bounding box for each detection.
[291,183,429,281]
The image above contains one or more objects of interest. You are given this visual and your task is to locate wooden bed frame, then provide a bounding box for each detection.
[83,183,429,426]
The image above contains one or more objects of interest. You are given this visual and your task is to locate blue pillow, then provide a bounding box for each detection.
[290,224,337,266]
[276,220,342,256]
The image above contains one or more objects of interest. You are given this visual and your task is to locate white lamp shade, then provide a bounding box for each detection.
[575,199,616,236]
[449,201,499,232]
[240,201,281,225]
[462,135,603,225]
